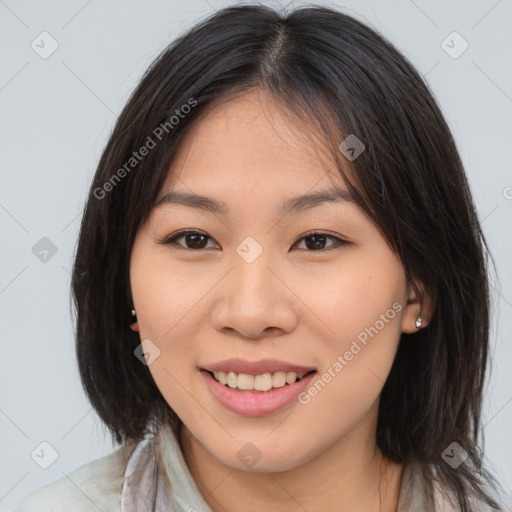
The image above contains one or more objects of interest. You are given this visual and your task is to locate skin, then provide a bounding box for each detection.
[129,90,433,512]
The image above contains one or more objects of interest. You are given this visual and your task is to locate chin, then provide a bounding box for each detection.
[204,435,311,474]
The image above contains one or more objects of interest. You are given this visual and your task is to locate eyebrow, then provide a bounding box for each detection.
[153,187,356,216]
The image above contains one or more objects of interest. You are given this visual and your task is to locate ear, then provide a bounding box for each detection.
[401,278,434,334]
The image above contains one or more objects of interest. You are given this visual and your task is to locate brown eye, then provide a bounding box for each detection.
[292,232,348,251]
[159,230,349,252]
[160,230,218,250]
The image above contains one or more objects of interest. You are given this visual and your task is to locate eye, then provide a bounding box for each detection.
[159,230,218,250]
[292,231,349,251]
[158,230,349,251]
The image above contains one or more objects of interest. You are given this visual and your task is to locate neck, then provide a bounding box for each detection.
[179,415,403,512]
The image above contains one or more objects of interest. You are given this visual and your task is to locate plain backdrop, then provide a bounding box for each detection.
[0,0,511,510]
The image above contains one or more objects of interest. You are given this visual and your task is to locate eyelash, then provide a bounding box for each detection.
[158,230,349,252]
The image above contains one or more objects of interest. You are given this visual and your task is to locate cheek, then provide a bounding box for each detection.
[295,306,404,442]
[305,250,405,344]
[305,250,406,394]
[130,238,212,342]
[129,237,231,412]
[130,248,203,415]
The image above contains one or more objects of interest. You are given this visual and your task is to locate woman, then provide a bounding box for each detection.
[14,4,507,511]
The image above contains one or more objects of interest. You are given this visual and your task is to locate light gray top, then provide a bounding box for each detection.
[12,423,500,511]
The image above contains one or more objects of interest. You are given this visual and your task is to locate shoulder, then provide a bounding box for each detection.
[433,479,506,512]
[403,461,506,512]
[11,442,135,512]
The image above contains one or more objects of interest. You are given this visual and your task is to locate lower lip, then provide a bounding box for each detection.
[200,370,316,417]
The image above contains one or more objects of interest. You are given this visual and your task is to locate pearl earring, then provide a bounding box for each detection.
[131,309,137,318]
[415,313,422,329]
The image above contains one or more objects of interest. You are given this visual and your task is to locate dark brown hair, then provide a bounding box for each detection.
[71,4,505,510]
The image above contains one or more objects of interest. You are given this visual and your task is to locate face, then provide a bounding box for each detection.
[129,90,422,473]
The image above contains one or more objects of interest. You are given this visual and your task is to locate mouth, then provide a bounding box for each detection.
[199,359,318,415]
[200,367,317,416]
[204,369,316,393]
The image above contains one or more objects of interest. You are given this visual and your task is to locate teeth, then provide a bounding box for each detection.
[212,370,308,391]
[254,373,273,391]
[227,372,237,388]
[272,371,287,388]
[238,373,254,390]
[286,371,297,384]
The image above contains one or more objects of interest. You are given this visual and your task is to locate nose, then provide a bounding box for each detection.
[211,249,299,340]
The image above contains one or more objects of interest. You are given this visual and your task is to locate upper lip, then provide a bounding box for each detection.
[202,358,316,375]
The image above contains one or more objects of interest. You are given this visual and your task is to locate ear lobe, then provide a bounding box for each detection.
[401,279,434,334]
[130,308,138,332]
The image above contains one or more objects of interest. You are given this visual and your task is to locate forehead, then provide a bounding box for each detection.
[158,91,349,202]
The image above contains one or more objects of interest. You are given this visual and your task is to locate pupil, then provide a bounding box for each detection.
[306,235,326,250]
[185,234,327,250]
[187,234,207,249]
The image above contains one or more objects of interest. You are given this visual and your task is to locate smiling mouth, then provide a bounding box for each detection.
[205,370,316,393]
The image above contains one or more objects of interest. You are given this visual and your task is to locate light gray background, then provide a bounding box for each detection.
[1,0,511,510]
